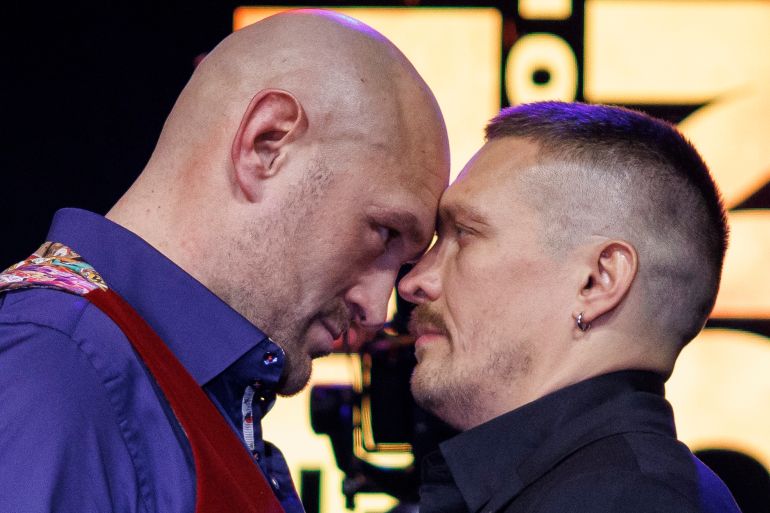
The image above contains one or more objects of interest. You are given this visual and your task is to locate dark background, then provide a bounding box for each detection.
[0,0,543,265]
[3,2,241,264]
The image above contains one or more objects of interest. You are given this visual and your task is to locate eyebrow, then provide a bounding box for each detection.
[440,202,490,227]
[377,211,429,247]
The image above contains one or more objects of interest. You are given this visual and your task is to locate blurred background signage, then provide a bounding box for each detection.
[232,2,770,512]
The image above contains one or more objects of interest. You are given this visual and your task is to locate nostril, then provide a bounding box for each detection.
[348,303,366,326]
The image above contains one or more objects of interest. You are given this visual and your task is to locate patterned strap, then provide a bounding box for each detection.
[0,242,108,295]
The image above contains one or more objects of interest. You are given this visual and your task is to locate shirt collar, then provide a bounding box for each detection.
[46,208,281,389]
[438,370,672,513]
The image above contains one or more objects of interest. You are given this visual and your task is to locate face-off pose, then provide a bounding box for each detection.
[0,10,448,512]
[401,101,740,513]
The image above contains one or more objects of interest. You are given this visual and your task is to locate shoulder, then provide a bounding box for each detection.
[528,471,702,513]
[0,288,135,404]
[0,288,146,511]
[0,288,118,393]
[521,433,740,513]
[624,432,739,511]
[0,287,91,335]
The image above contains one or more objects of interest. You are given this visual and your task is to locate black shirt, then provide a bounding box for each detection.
[420,371,741,513]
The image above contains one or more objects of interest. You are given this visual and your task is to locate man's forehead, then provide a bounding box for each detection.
[469,137,539,180]
[366,168,444,246]
[377,145,448,224]
[439,137,539,220]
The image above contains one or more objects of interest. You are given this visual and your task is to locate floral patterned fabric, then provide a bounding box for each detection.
[0,242,108,295]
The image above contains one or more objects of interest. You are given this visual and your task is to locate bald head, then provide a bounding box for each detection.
[150,10,443,177]
[108,10,449,395]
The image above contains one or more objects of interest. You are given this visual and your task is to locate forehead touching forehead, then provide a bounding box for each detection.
[335,76,449,250]
[371,136,449,252]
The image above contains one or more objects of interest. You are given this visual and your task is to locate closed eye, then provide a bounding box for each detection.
[376,225,400,247]
[455,223,473,243]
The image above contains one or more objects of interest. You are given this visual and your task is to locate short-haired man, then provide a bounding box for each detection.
[400,102,739,512]
[0,11,449,512]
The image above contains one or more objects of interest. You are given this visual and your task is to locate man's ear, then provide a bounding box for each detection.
[575,240,638,329]
[231,89,308,202]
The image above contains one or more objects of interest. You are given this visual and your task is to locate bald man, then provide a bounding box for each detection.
[0,10,448,513]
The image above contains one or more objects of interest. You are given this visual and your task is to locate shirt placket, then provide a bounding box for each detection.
[240,349,280,463]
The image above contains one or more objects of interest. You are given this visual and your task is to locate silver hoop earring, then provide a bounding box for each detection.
[576,312,591,332]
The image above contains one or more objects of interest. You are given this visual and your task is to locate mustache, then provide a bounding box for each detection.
[321,299,352,333]
[408,304,449,337]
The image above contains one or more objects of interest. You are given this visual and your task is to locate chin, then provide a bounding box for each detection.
[309,348,332,359]
[277,376,310,397]
[411,363,474,431]
[410,365,436,409]
[411,382,459,429]
[277,354,313,397]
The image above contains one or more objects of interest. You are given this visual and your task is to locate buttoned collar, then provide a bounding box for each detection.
[46,208,284,394]
[438,370,673,513]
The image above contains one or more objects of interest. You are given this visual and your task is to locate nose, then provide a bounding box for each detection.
[398,244,442,304]
[345,268,399,330]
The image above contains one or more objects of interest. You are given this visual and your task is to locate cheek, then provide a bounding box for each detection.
[443,279,501,355]
[447,245,517,308]
[444,251,552,342]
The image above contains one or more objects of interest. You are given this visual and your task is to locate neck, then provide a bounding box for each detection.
[482,331,674,426]
[106,173,215,291]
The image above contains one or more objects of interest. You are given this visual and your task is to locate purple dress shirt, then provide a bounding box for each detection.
[0,209,304,513]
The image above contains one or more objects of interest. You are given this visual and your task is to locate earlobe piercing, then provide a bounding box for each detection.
[576,312,591,332]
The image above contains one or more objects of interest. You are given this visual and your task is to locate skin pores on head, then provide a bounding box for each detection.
[107,10,450,395]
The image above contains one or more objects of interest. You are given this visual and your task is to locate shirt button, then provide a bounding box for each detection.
[270,475,280,491]
[263,352,278,365]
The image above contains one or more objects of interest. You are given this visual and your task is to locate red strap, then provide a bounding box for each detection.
[85,288,285,513]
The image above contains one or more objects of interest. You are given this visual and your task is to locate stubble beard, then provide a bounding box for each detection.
[209,265,315,396]
[411,349,481,430]
[221,159,336,397]
[273,323,313,396]
[411,332,534,431]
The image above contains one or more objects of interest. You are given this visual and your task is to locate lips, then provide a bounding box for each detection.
[412,327,447,351]
[316,300,351,342]
[409,319,449,352]
[306,319,344,358]
[410,323,446,339]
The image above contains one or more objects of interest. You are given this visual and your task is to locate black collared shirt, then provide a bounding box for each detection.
[420,370,740,513]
